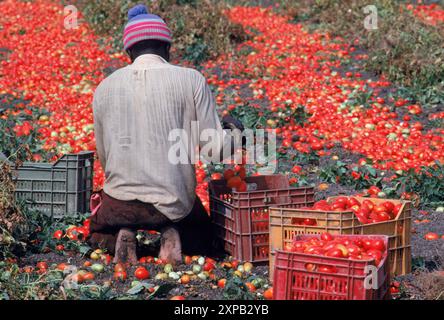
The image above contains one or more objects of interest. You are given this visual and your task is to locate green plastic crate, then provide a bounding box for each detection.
[12,152,94,218]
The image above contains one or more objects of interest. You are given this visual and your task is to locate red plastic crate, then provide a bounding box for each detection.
[273,235,390,300]
[210,175,315,263]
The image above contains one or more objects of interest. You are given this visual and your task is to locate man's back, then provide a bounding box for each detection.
[93,54,222,221]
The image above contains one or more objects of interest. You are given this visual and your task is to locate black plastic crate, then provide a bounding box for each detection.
[12,152,94,218]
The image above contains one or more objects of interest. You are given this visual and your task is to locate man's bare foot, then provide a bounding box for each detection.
[159,226,182,265]
[87,232,117,255]
[113,228,138,265]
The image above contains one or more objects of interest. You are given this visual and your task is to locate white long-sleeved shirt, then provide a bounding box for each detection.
[93,54,228,221]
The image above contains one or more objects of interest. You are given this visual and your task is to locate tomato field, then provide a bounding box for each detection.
[0,0,443,301]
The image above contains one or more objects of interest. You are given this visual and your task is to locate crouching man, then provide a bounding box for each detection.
[88,5,242,264]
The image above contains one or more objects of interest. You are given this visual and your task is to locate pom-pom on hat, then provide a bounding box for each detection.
[123,4,172,51]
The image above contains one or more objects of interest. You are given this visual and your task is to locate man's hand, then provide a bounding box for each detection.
[221,114,246,152]
[222,115,244,132]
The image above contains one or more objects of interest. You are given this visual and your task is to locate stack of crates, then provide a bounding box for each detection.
[269,196,412,279]
[209,177,412,300]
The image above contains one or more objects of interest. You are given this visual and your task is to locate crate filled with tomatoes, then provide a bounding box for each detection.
[210,173,315,263]
[269,196,411,278]
[273,233,390,300]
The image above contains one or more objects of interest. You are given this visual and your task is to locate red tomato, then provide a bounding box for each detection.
[355,213,369,224]
[390,286,400,294]
[304,246,323,255]
[290,241,305,252]
[227,176,242,189]
[291,165,302,174]
[366,249,383,266]
[113,271,127,281]
[236,181,247,192]
[223,169,235,181]
[320,232,334,242]
[393,203,402,217]
[325,248,344,258]
[331,202,346,211]
[382,201,395,213]
[314,200,329,208]
[362,239,373,251]
[303,218,317,226]
[304,263,317,272]
[347,197,361,207]
[114,263,126,273]
[376,212,391,222]
[37,262,48,270]
[334,197,349,206]
[217,279,227,288]
[245,282,256,292]
[395,99,406,107]
[376,97,385,104]
[424,232,439,241]
[203,262,215,272]
[358,204,370,216]
[238,166,247,179]
[66,227,79,241]
[56,263,68,271]
[263,288,273,300]
[82,219,91,230]
[134,267,150,280]
[322,242,337,252]
[370,239,386,251]
[373,205,388,214]
[362,200,375,211]
[53,230,63,240]
[83,272,95,281]
[102,254,112,265]
[368,186,381,196]
[346,244,362,256]
[318,265,337,274]
[184,256,192,265]
[211,173,223,180]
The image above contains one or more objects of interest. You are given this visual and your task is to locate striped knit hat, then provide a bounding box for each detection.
[123,4,172,51]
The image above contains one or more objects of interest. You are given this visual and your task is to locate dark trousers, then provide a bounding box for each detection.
[87,191,217,256]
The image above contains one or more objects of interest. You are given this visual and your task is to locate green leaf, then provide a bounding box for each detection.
[126,281,154,295]
[126,284,145,295]
[147,283,175,300]
[223,276,255,300]
[78,245,91,255]
[367,167,377,177]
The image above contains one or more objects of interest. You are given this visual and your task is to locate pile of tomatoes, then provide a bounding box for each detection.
[205,6,444,174]
[299,197,402,225]
[222,165,248,192]
[0,0,130,194]
[53,218,91,243]
[2,2,443,216]
[408,3,444,26]
[195,161,210,212]
[285,232,387,270]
